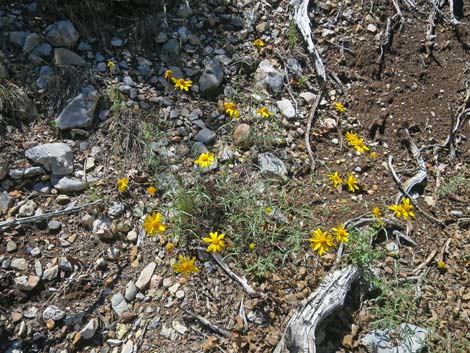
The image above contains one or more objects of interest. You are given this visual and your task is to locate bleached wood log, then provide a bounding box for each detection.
[274,265,359,353]
[291,0,326,81]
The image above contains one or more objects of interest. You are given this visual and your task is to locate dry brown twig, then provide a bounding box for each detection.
[180,306,230,337]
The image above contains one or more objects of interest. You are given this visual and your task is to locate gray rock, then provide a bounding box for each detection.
[9,169,24,180]
[25,142,73,175]
[34,258,43,276]
[121,340,134,353]
[45,20,79,47]
[111,293,129,317]
[199,58,223,97]
[107,339,123,347]
[9,31,30,47]
[43,306,65,321]
[254,59,285,95]
[80,318,98,340]
[190,142,208,158]
[108,202,125,218]
[23,307,39,319]
[15,275,40,291]
[31,247,41,257]
[24,166,44,178]
[218,144,233,163]
[361,323,428,353]
[51,176,87,193]
[92,216,113,240]
[135,262,156,290]
[299,92,317,104]
[111,37,123,47]
[233,123,252,149]
[137,64,151,76]
[125,281,138,302]
[58,257,73,271]
[450,210,463,218]
[33,181,51,193]
[32,42,52,57]
[258,153,288,179]
[367,23,378,33]
[194,128,216,143]
[18,200,37,217]
[56,85,99,130]
[11,258,28,271]
[54,48,86,66]
[23,33,41,53]
[276,99,296,118]
[0,191,11,214]
[42,265,59,281]
[177,3,193,18]
[36,66,54,90]
[77,41,91,51]
[162,39,180,59]
[64,312,85,327]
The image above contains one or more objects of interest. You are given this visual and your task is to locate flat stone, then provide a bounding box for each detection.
[111,37,123,47]
[367,23,378,33]
[45,20,79,47]
[7,240,17,252]
[48,220,62,232]
[361,323,428,353]
[32,42,52,57]
[111,293,129,317]
[42,265,59,281]
[23,306,38,319]
[258,152,288,179]
[54,48,86,66]
[194,128,216,143]
[121,339,134,353]
[10,258,28,271]
[80,318,98,340]
[56,85,99,130]
[9,31,30,47]
[51,176,87,193]
[135,262,156,290]
[15,275,40,291]
[23,33,41,53]
[43,306,66,321]
[299,92,316,104]
[276,99,296,118]
[0,191,11,214]
[25,142,73,175]
[24,166,44,178]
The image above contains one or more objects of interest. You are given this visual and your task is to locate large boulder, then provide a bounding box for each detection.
[45,20,79,47]
[25,143,74,176]
[54,48,86,66]
[56,85,99,130]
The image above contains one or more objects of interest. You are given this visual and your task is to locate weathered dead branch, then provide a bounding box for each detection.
[180,307,230,337]
[274,266,359,353]
[0,200,102,228]
[291,0,326,81]
[211,253,260,298]
[305,92,323,173]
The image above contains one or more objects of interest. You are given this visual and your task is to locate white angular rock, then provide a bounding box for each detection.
[25,143,73,175]
[258,152,288,179]
[15,275,40,291]
[276,99,296,118]
[135,262,156,290]
[80,318,98,340]
[254,59,285,95]
[51,176,87,193]
[111,293,129,317]
[43,306,65,321]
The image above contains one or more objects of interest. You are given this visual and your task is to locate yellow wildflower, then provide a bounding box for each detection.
[194,152,215,168]
[147,186,157,195]
[203,231,225,253]
[373,206,383,221]
[253,38,265,47]
[346,173,359,192]
[309,228,335,256]
[370,151,378,158]
[331,223,349,243]
[107,61,115,69]
[164,69,172,80]
[172,254,198,276]
[133,105,140,111]
[249,243,256,249]
[171,77,193,91]
[165,242,175,253]
[345,131,359,145]
[265,206,272,214]
[437,261,445,269]
[256,106,273,118]
[389,197,415,220]
[116,177,129,193]
[224,101,239,118]
[143,212,167,236]
[328,171,343,187]
[334,102,347,113]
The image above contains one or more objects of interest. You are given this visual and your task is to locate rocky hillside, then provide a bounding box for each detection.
[0,1,469,353]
